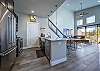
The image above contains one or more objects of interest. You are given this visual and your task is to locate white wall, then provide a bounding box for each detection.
[38,18,58,39]
[16,13,48,49]
[49,1,74,38]
[16,0,75,48]
[38,18,48,36]
[37,1,75,39]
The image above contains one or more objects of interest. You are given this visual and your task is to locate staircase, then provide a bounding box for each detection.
[48,18,67,38]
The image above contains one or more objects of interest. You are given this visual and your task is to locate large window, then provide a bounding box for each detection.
[86,26,97,43]
[77,27,85,36]
[86,16,95,24]
[77,19,83,26]
[97,26,100,43]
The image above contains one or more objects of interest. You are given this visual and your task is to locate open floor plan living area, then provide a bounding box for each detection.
[0,0,100,71]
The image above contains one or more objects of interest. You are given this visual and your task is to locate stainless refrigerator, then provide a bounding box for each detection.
[0,2,16,71]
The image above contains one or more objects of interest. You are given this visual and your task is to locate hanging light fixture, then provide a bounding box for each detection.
[79,0,88,17]
[80,0,83,17]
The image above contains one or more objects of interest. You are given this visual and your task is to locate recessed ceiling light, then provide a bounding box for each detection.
[31,10,35,13]
[67,4,70,6]
[97,0,100,3]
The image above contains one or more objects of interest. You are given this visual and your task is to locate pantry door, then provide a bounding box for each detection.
[27,22,39,48]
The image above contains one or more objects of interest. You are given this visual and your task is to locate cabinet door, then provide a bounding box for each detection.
[8,13,12,49]
[9,14,16,47]
[0,10,11,51]
[0,48,16,71]
[11,14,13,46]
[13,16,16,45]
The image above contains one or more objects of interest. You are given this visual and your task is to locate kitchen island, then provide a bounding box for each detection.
[42,37,89,66]
[45,38,67,66]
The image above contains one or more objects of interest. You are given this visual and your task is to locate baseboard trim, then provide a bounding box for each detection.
[50,57,67,66]
[23,44,40,49]
[23,46,32,49]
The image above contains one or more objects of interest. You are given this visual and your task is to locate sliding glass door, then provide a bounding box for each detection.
[77,25,100,44]
[86,26,97,43]
[97,25,100,44]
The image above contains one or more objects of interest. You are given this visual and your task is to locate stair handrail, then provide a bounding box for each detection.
[48,18,67,38]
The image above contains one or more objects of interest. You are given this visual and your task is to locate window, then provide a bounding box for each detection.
[86,16,95,24]
[77,19,83,26]
[77,27,85,36]
[86,26,97,43]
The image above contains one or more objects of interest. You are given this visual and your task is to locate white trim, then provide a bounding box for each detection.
[50,57,67,66]
[23,46,40,49]
[23,46,32,49]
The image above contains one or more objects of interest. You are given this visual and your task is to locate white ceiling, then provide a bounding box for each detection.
[14,0,65,17]
[14,0,100,17]
[64,0,100,11]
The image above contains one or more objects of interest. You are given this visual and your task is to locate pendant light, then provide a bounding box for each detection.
[80,0,83,17]
[79,0,88,17]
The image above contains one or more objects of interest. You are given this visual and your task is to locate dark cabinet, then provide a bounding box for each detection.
[0,49,16,71]
[0,8,16,52]
[0,1,16,71]
[6,0,14,13]
[0,0,14,13]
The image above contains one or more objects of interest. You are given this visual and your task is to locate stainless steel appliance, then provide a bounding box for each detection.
[0,2,16,71]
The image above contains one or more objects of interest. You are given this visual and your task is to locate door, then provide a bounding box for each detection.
[97,25,100,44]
[27,22,39,47]
[86,26,97,44]
[0,7,11,52]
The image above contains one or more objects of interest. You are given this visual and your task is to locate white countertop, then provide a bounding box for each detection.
[45,38,67,41]
[40,37,89,41]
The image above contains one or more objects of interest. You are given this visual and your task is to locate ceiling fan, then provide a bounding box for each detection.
[79,0,88,17]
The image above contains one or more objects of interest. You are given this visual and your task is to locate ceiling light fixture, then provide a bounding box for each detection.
[67,4,70,6]
[80,0,83,17]
[97,0,100,3]
[79,0,88,17]
[31,10,35,13]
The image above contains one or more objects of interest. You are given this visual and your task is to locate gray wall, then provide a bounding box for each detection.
[74,5,100,35]
[16,13,48,48]
[17,13,28,47]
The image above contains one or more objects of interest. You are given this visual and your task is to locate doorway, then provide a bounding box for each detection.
[27,22,40,48]
[97,25,100,44]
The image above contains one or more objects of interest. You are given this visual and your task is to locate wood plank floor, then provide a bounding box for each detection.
[11,44,100,71]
